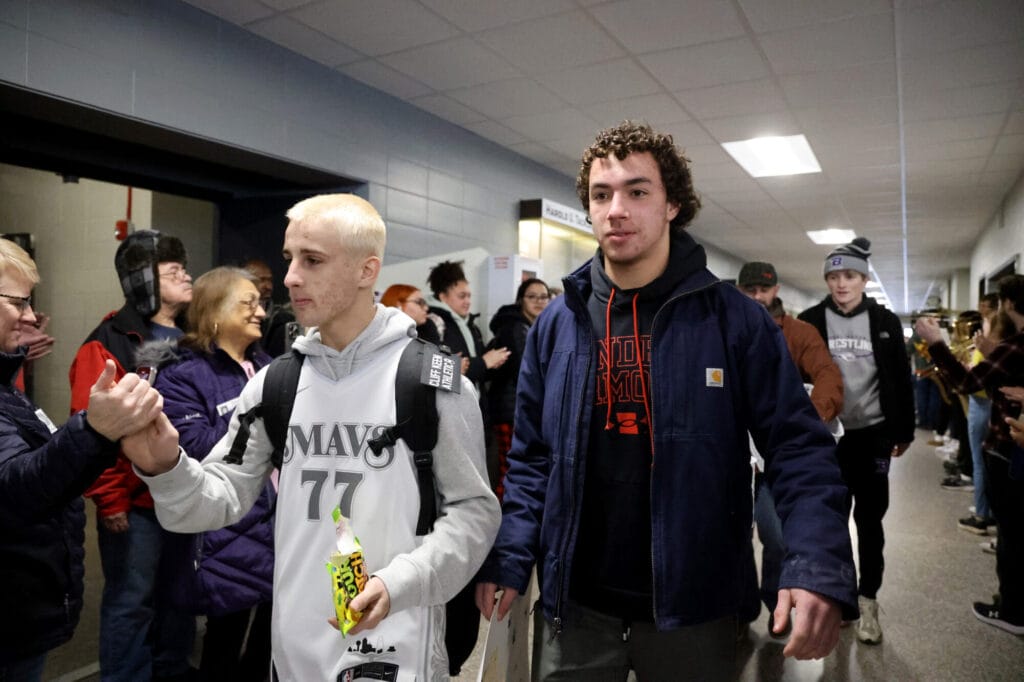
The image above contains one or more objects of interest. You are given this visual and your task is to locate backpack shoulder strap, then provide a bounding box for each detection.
[224,351,304,469]
[368,338,453,535]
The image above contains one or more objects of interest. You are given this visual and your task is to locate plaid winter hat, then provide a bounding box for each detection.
[114,231,186,319]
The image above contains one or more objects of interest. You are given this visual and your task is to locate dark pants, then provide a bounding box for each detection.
[985,450,1024,620]
[532,605,736,681]
[200,602,272,682]
[445,583,480,675]
[914,376,941,429]
[0,653,46,682]
[836,424,892,600]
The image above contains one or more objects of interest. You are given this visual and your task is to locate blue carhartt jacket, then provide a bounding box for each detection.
[0,348,118,662]
[139,342,276,616]
[479,256,858,631]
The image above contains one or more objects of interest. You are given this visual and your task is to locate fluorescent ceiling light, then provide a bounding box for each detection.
[806,228,856,245]
[865,280,882,289]
[721,134,822,178]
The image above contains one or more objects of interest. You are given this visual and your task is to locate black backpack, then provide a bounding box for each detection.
[225,337,459,535]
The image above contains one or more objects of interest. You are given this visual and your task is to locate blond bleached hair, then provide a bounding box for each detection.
[0,238,40,285]
[286,194,386,259]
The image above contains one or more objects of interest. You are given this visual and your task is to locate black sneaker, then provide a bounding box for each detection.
[972,602,1024,635]
[943,459,960,475]
[941,475,974,491]
[958,514,992,535]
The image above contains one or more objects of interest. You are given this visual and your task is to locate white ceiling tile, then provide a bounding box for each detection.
[419,0,576,32]
[184,0,272,24]
[248,15,362,67]
[675,79,788,120]
[260,0,313,9]
[737,0,891,33]
[640,38,769,91]
[703,110,802,142]
[909,137,997,161]
[379,37,520,91]
[905,82,1015,121]
[338,60,434,99]
[502,108,600,141]
[794,98,899,132]
[759,13,894,75]
[992,134,1024,156]
[900,0,1024,56]
[780,61,896,106]
[408,94,488,125]
[292,0,459,56]
[1006,111,1024,135]
[905,114,1007,145]
[506,141,575,167]
[448,78,566,119]
[583,94,690,128]
[589,0,745,54]
[462,119,528,145]
[477,10,625,74]
[659,120,719,148]
[901,42,1024,94]
[984,153,1024,173]
[535,58,662,107]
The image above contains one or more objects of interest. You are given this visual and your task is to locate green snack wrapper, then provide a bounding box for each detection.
[325,507,366,636]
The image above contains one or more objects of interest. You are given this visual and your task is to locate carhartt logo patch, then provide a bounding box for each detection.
[706,368,724,387]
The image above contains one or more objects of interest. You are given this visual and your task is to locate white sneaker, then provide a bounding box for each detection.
[856,596,882,644]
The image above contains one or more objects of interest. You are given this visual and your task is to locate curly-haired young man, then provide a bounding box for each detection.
[477,121,858,680]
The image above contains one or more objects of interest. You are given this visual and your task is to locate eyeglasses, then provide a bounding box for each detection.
[238,298,261,312]
[524,294,550,302]
[159,266,189,282]
[0,292,32,312]
[404,298,429,308]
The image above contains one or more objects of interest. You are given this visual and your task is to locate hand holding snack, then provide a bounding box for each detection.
[325,507,367,636]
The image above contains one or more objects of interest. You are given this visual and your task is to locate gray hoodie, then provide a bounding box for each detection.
[138,305,500,680]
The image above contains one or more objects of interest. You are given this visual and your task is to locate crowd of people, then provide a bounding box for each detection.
[2,120,1022,682]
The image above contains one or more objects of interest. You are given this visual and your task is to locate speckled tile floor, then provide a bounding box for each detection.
[47,428,1023,681]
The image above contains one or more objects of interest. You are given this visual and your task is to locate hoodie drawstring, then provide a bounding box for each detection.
[603,290,653,457]
[604,289,616,430]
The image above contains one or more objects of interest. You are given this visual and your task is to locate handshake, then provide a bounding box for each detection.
[87,359,181,476]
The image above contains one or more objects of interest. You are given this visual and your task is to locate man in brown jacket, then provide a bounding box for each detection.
[738,261,845,637]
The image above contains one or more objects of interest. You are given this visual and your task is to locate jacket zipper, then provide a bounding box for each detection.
[645,279,719,627]
[552,297,596,638]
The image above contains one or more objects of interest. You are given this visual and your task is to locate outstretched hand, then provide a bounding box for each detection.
[121,411,181,476]
[85,360,164,441]
[774,588,841,660]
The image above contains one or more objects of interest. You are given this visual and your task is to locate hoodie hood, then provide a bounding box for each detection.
[824,292,876,318]
[590,229,708,306]
[292,304,416,382]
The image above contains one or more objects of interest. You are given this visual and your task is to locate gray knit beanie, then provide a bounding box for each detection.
[824,237,870,277]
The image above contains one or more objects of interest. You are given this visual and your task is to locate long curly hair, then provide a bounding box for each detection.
[576,121,701,233]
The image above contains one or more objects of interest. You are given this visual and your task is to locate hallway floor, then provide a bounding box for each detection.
[45,428,1023,681]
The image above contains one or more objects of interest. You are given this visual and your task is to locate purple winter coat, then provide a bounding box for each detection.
[140,341,275,616]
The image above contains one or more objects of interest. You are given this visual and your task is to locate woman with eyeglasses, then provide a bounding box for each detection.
[487,278,551,501]
[136,267,275,681]
[379,283,440,344]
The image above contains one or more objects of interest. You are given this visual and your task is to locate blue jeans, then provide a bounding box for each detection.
[753,475,785,612]
[914,376,941,429]
[967,396,992,519]
[0,653,46,682]
[97,507,195,682]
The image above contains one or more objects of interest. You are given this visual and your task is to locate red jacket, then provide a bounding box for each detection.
[69,306,153,517]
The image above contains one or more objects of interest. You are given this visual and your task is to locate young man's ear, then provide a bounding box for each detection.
[666,202,680,224]
[359,256,382,289]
